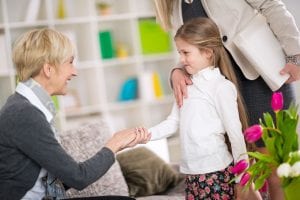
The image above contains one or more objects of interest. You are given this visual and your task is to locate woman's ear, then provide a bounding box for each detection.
[43,63,52,78]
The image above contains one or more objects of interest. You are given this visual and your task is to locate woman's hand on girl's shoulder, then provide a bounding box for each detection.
[171,68,192,107]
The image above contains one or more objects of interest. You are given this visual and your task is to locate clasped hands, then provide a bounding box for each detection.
[105,127,151,153]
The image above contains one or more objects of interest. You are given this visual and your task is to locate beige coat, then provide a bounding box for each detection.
[171,0,300,80]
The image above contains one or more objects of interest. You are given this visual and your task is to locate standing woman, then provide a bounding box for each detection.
[153,0,300,200]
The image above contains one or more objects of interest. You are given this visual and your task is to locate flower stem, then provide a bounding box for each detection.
[264,127,282,134]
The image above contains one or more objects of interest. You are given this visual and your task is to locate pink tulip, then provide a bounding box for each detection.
[259,180,269,193]
[231,159,248,175]
[271,92,283,112]
[240,172,251,186]
[244,125,263,143]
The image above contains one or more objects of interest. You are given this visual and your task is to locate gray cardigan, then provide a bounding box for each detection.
[0,93,115,200]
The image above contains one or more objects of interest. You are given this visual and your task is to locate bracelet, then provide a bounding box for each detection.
[286,54,300,66]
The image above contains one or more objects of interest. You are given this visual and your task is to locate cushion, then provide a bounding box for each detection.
[59,121,129,197]
[116,147,183,197]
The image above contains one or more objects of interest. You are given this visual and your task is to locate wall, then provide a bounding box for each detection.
[282,0,300,101]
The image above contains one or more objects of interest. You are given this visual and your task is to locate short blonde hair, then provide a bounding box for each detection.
[12,28,74,81]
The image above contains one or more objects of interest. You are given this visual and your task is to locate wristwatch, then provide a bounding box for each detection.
[286,54,300,66]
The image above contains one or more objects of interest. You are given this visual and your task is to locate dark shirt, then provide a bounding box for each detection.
[0,93,115,200]
[182,0,208,22]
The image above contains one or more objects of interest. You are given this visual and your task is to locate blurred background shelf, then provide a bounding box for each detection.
[0,0,176,133]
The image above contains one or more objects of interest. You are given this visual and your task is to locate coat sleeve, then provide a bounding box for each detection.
[247,0,300,55]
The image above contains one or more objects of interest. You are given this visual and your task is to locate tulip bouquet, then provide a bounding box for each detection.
[232,92,300,199]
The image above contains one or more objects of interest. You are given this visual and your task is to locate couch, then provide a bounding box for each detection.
[59,120,185,200]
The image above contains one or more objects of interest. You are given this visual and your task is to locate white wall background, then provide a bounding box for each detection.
[282,0,300,104]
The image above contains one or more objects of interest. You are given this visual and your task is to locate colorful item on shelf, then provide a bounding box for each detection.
[116,43,129,58]
[118,77,138,101]
[138,18,172,54]
[152,71,164,98]
[99,30,115,59]
[96,2,112,16]
[57,0,66,19]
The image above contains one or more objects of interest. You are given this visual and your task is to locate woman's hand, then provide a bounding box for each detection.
[281,62,300,83]
[105,127,151,153]
[171,68,192,107]
[127,127,151,147]
[235,183,262,200]
[234,184,244,200]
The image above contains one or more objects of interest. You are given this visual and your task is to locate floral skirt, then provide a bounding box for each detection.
[185,163,235,200]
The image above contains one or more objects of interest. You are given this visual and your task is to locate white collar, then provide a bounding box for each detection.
[192,67,220,81]
[15,82,54,123]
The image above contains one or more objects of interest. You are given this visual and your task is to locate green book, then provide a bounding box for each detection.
[99,30,115,59]
[138,18,172,54]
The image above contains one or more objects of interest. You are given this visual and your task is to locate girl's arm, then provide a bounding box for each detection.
[149,102,180,140]
[214,81,248,163]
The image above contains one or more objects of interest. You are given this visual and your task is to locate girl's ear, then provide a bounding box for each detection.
[204,48,214,59]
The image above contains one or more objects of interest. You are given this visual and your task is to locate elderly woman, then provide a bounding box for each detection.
[0,28,150,200]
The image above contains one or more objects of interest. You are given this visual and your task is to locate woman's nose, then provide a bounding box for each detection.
[72,67,78,77]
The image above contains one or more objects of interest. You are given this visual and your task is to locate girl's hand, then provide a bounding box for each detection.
[128,127,151,147]
[105,127,151,153]
[171,68,192,107]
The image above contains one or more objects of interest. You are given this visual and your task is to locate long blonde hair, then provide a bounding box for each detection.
[153,0,175,31]
[175,18,249,130]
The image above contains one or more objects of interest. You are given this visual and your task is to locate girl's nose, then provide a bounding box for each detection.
[180,55,185,65]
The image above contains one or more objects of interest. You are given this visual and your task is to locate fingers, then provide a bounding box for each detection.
[281,63,300,83]
[285,77,294,84]
[185,76,193,85]
[171,69,192,107]
[107,126,151,153]
[181,79,188,98]
[174,84,183,107]
[134,127,151,144]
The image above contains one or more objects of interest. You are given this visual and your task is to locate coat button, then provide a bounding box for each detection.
[222,35,228,42]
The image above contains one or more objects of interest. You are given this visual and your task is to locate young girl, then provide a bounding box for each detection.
[149,17,249,199]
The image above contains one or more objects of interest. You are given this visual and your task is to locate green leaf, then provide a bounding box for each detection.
[274,136,283,161]
[254,169,271,190]
[248,152,275,163]
[278,112,299,161]
[264,137,280,163]
[261,113,275,128]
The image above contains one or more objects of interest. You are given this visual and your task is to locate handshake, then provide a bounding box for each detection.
[105,127,152,153]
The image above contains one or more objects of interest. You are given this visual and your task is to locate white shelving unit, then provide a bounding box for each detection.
[0,0,177,132]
